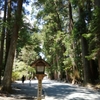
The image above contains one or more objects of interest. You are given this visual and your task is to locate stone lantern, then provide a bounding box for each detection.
[31,57,50,100]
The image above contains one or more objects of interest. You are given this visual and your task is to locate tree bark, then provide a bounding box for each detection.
[79,6,91,84]
[81,36,90,83]
[4,0,12,69]
[68,0,73,32]
[94,0,100,80]
[2,0,23,92]
[0,0,7,84]
[68,0,77,84]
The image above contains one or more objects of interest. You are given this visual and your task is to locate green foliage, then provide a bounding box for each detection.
[71,0,78,8]
[90,7,100,34]
[86,7,100,60]
[17,29,31,53]
[73,18,86,38]
[12,71,21,81]
[16,29,41,64]
[38,0,46,4]
[27,66,36,74]
[71,0,87,8]
[13,61,27,72]
[32,0,73,78]
[63,58,72,69]
[13,60,35,80]
[86,49,99,60]
[82,33,92,39]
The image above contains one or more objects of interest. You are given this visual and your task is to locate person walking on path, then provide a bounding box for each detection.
[29,76,31,86]
[21,75,25,84]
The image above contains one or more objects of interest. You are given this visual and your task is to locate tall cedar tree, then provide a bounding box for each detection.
[5,0,12,73]
[79,7,91,83]
[2,0,23,92]
[0,0,7,84]
[94,0,100,78]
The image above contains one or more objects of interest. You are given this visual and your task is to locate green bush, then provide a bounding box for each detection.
[12,71,21,81]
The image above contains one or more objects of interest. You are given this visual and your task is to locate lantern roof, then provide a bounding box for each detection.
[30,57,50,67]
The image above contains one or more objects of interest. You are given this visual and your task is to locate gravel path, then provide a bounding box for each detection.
[0,79,100,100]
[0,80,38,100]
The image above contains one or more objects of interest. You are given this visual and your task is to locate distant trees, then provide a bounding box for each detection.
[32,0,100,84]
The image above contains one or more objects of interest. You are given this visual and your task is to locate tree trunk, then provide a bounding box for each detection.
[68,0,77,84]
[90,60,99,83]
[79,6,91,84]
[2,0,23,92]
[94,0,100,80]
[68,0,73,32]
[4,0,12,70]
[97,54,100,80]
[0,0,7,84]
[81,36,90,83]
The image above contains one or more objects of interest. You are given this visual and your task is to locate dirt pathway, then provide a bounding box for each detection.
[0,81,37,100]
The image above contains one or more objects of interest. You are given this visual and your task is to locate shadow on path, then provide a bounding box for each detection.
[43,81,100,100]
[10,81,37,100]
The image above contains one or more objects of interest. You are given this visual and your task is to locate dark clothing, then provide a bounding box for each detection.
[22,75,25,83]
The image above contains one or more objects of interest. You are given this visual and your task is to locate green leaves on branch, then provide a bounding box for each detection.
[83,7,100,60]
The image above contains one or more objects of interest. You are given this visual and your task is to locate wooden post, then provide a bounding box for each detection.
[36,74,46,100]
[37,79,42,100]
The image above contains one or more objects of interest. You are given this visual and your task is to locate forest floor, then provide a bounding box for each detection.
[88,83,100,91]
